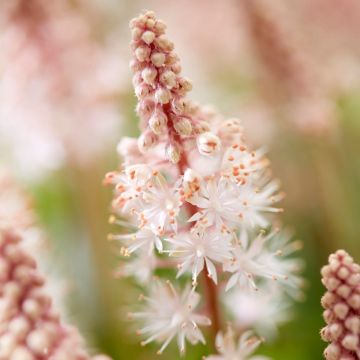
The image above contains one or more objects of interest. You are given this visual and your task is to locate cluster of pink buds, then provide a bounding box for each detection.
[129,10,211,163]
[0,230,111,360]
[0,170,111,360]
[106,11,303,357]
[321,250,360,359]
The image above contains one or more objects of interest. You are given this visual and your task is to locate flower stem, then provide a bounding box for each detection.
[171,115,221,340]
[201,271,221,340]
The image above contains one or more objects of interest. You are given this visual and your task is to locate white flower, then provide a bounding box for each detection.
[165,226,232,284]
[187,177,242,231]
[131,280,211,354]
[224,230,303,295]
[224,286,290,339]
[105,164,152,215]
[110,227,163,254]
[205,327,269,360]
[186,175,282,233]
[140,172,182,234]
[220,146,269,183]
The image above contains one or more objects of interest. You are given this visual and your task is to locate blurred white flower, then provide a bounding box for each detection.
[130,280,211,354]
[0,0,124,180]
[224,286,290,339]
[205,327,269,360]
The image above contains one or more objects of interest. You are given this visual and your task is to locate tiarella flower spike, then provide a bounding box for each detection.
[321,250,360,360]
[0,230,111,360]
[106,10,302,356]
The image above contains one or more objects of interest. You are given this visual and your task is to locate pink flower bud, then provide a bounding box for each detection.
[197,132,221,156]
[151,52,166,67]
[141,67,157,85]
[138,131,158,153]
[141,30,156,45]
[149,110,168,135]
[165,142,181,164]
[321,250,360,359]
[155,87,171,104]
[173,117,192,136]
[160,70,177,89]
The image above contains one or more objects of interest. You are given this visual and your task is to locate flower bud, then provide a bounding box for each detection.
[149,110,168,135]
[160,70,177,89]
[138,131,158,153]
[135,84,152,99]
[171,98,186,114]
[131,27,142,40]
[154,35,174,52]
[192,121,210,135]
[155,87,171,104]
[141,30,156,45]
[151,52,166,67]
[165,143,181,164]
[178,77,192,93]
[154,20,167,34]
[141,67,157,85]
[129,59,141,72]
[197,132,221,156]
[135,46,151,62]
[173,117,192,136]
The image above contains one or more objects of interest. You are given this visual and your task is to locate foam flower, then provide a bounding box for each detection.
[321,250,360,359]
[130,280,211,354]
[106,10,302,356]
[165,226,232,284]
[205,326,269,360]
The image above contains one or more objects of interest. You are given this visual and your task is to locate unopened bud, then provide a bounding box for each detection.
[160,70,177,89]
[149,110,168,135]
[135,84,152,99]
[197,132,221,156]
[154,35,174,52]
[154,20,167,34]
[135,46,151,62]
[155,87,171,104]
[172,98,186,114]
[141,30,156,45]
[151,52,166,67]
[129,59,141,72]
[131,27,142,41]
[138,131,158,153]
[193,121,210,134]
[141,67,157,85]
[166,143,181,164]
[173,117,192,136]
[178,77,193,93]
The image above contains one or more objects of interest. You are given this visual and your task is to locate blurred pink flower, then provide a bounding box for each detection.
[0,0,123,180]
[0,229,112,360]
[242,0,337,136]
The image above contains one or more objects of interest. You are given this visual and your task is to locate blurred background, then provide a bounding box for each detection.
[1,0,360,359]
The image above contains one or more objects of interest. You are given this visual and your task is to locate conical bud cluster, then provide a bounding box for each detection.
[321,250,360,360]
[0,230,111,360]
